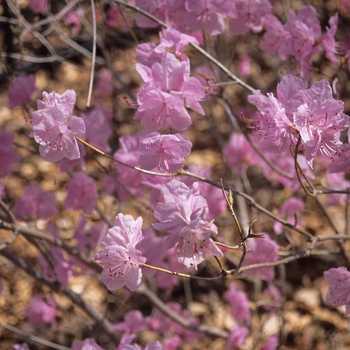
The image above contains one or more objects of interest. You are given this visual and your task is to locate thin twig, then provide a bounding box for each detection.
[87,0,97,107]
[0,323,70,350]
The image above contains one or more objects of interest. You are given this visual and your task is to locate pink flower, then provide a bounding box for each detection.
[28,0,47,14]
[153,179,223,269]
[38,247,74,290]
[13,184,57,220]
[134,0,186,29]
[224,283,251,324]
[8,75,37,107]
[321,13,339,65]
[103,134,146,200]
[260,335,279,350]
[243,233,279,281]
[227,325,249,348]
[260,15,288,55]
[228,0,272,35]
[138,132,192,173]
[294,79,349,166]
[156,28,199,59]
[279,6,321,61]
[64,8,84,37]
[0,127,20,177]
[223,133,256,176]
[135,87,192,132]
[273,198,304,235]
[94,214,147,292]
[23,295,58,329]
[31,90,86,162]
[324,267,350,313]
[150,302,200,343]
[13,343,30,350]
[134,53,205,132]
[64,172,98,214]
[184,0,231,35]
[114,310,147,334]
[180,165,226,221]
[71,338,104,350]
[94,69,113,100]
[81,106,112,153]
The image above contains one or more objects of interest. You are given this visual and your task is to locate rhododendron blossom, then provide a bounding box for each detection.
[243,233,279,280]
[135,52,205,132]
[23,295,58,329]
[224,283,251,324]
[8,75,37,107]
[153,179,223,268]
[94,214,146,292]
[226,325,249,348]
[248,75,349,167]
[228,0,272,35]
[324,267,350,313]
[273,197,304,235]
[71,338,104,350]
[31,90,86,162]
[13,184,57,220]
[138,132,192,173]
[64,172,98,214]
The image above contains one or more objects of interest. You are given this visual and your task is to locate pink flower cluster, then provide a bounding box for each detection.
[248,75,350,169]
[153,179,223,269]
[94,214,147,291]
[260,6,339,79]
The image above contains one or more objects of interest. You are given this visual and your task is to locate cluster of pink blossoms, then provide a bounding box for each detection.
[247,75,350,169]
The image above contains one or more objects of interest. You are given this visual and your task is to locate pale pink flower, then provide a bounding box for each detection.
[64,172,98,214]
[227,325,249,348]
[324,267,350,313]
[71,338,104,350]
[321,13,339,65]
[294,79,349,166]
[28,0,47,14]
[153,179,223,269]
[260,15,289,55]
[223,133,256,176]
[13,184,57,220]
[94,214,146,292]
[243,233,279,281]
[64,8,84,37]
[150,302,200,343]
[114,310,147,334]
[38,247,73,290]
[135,0,186,29]
[23,295,58,329]
[94,68,113,100]
[81,106,112,153]
[273,198,304,235]
[0,127,20,177]
[156,28,199,59]
[279,6,322,61]
[260,335,279,350]
[224,283,251,324]
[134,53,205,132]
[13,343,30,350]
[136,42,165,66]
[8,75,37,107]
[180,165,226,221]
[138,132,192,173]
[184,0,231,35]
[31,90,86,162]
[135,87,192,132]
[103,134,146,200]
[228,0,272,35]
